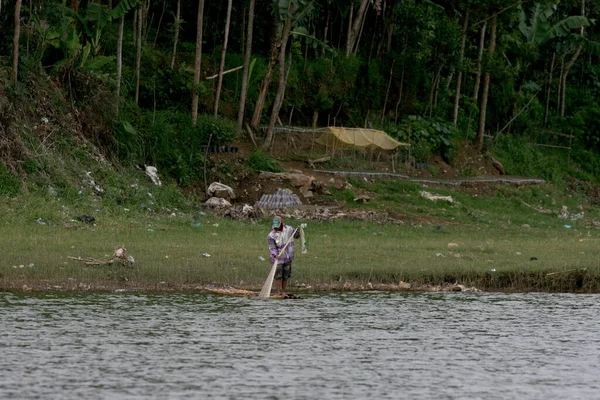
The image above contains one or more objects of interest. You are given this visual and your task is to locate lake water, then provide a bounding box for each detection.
[1,291,599,399]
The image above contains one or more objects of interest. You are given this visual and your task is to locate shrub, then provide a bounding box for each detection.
[0,163,21,197]
[387,116,455,162]
[248,150,283,172]
[114,110,238,185]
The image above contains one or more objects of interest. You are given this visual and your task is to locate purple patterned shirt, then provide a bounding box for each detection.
[268,224,300,264]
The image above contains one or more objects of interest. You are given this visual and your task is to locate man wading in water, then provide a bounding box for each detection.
[268,216,301,296]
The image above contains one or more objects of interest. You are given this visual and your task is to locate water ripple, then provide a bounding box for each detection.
[1,291,599,399]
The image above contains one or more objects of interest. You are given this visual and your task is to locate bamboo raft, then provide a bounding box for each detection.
[205,287,301,299]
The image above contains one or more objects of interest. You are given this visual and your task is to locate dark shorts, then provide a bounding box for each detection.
[275,262,292,281]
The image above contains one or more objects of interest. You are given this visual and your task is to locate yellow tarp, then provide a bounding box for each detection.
[316,127,407,150]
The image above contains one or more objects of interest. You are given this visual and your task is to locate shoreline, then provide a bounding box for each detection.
[3,277,598,294]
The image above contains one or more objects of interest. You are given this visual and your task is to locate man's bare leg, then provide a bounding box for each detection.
[275,279,282,295]
[281,280,288,296]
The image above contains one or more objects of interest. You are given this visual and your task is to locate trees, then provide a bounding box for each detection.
[237,0,256,131]
[135,2,143,104]
[476,14,496,151]
[170,0,181,69]
[13,0,22,82]
[213,0,232,117]
[192,0,205,126]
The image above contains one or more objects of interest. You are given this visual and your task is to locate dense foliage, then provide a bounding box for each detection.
[1,0,600,185]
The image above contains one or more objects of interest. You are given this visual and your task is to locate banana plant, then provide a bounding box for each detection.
[62,0,138,57]
[518,1,590,47]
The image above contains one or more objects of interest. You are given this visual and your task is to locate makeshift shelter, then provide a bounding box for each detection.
[316,127,407,150]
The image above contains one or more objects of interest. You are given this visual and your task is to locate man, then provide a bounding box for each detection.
[268,216,300,296]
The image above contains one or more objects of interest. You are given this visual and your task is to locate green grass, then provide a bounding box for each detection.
[1,207,599,293]
[2,163,600,293]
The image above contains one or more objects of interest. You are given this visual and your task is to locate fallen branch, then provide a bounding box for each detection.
[520,200,553,214]
[205,65,244,80]
[546,268,582,277]
[68,246,135,266]
[68,256,112,266]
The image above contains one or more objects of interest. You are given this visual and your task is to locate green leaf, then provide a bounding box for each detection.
[545,16,591,42]
[111,0,139,20]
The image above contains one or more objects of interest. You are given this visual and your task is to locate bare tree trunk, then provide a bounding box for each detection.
[13,0,22,82]
[213,0,233,117]
[237,0,255,130]
[453,6,470,125]
[560,0,585,117]
[26,0,31,56]
[153,0,166,47]
[345,4,353,57]
[116,15,124,115]
[557,55,564,109]
[321,6,330,57]
[135,4,143,105]
[477,15,496,152]
[132,9,137,44]
[426,64,443,117]
[473,22,486,101]
[544,52,556,126]
[108,0,112,10]
[263,13,293,150]
[394,66,404,124]
[250,24,280,129]
[381,60,395,125]
[71,0,78,13]
[171,0,181,69]
[346,0,369,57]
[192,0,205,125]
[355,1,369,55]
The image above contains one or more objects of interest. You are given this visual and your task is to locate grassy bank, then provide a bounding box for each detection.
[2,203,599,293]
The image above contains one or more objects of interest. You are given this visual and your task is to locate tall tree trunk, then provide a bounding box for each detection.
[473,22,487,101]
[70,0,78,13]
[321,6,330,57]
[394,65,404,124]
[116,15,124,115]
[346,0,369,57]
[108,0,112,11]
[477,15,497,152]
[426,64,443,117]
[263,13,293,150]
[213,0,233,117]
[544,52,556,126]
[355,1,369,55]
[453,6,470,125]
[192,0,205,126]
[171,0,181,69]
[560,0,585,117]
[132,9,137,44]
[381,60,395,125]
[557,55,564,109]
[153,0,166,47]
[345,4,353,57]
[13,0,22,82]
[237,0,255,130]
[135,4,143,105]
[250,23,280,129]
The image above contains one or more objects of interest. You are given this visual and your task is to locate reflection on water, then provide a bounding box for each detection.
[1,291,599,399]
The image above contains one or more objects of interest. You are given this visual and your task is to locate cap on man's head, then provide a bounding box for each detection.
[272,216,283,228]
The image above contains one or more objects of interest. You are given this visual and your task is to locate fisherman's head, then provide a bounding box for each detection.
[272,216,283,231]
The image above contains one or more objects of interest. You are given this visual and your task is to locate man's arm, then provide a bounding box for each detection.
[268,235,279,263]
